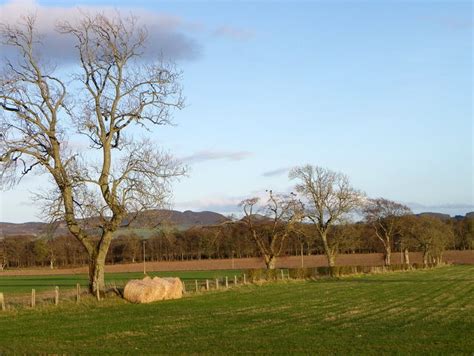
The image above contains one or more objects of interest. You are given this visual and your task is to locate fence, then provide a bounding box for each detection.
[0,263,440,311]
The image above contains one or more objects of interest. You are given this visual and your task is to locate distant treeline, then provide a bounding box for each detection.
[0,215,472,269]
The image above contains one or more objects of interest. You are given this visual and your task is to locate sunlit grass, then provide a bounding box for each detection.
[0,265,472,354]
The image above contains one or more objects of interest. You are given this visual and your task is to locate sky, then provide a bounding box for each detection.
[0,0,472,223]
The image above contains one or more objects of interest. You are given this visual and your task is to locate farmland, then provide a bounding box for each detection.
[0,265,472,354]
[0,270,242,295]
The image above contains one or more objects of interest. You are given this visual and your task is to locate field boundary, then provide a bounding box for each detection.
[0,263,452,312]
[0,250,472,276]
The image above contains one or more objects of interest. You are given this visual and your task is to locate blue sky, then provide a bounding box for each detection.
[0,0,472,222]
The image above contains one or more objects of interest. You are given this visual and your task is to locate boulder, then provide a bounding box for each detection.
[123,276,183,304]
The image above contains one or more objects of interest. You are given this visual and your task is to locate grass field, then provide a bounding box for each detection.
[0,270,243,294]
[0,265,472,354]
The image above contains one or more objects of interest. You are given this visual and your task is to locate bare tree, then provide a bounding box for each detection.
[290,165,363,267]
[0,14,184,294]
[363,198,412,266]
[399,215,454,266]
[240,190,303,269]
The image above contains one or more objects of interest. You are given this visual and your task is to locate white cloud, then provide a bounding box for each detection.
[174,190,289,215]
[0,0,201,62]
[262,167,291,177]
[406,202,474,216]
[180,150,253,164]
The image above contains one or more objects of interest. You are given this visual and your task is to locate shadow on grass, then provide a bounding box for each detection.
[312,278,473,284]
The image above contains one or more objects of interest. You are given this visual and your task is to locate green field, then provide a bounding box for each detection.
[0,270,243,294]
[0,266,473,354]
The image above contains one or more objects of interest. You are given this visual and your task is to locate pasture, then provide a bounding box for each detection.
[0,270,242,294]
[0,265,472,354]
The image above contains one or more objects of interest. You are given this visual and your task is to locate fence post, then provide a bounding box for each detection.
[195,280,198,292]
[76,284,81,303]
[281,269,284,280]
[215,278,219,289]
[182,281,186,294]
[31,289,36,308]
[0,293,5,311]
[243,274,246,284]
[225,276,229,289]
[206,279,209,291]
[234,275,237,286]
[54,286,59,306]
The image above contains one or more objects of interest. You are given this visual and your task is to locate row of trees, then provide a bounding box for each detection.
[1,208,472,269]
[239,165,471,269]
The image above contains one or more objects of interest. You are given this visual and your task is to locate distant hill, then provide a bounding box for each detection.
[416,212,452,220]
[129,209,229,229]
[0,222,51,237]
[0,209,229,237]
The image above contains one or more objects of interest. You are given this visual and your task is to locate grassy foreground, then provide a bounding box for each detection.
[0,266,472,354]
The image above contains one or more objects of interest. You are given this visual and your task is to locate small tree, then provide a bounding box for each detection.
[290,165,363,267]
[400,215,454,266]
[0,14,184,294]
[240,190,303,269]
[363,198,412,265]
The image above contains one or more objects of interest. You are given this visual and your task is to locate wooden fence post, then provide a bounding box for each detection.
[234,275,237,286]
[243,274,246,284]
[31,289,36,308]
[76,284,81,303]
[225,276,229,289]
[206,279,209,291]
[215,278,219,289]
[195,280,198,292]
[0,293,5,311]
[182,281,186,294]
[281,269,284,280]
[54,286,59,306]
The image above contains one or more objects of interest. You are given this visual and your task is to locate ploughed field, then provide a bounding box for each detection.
[1,250,473,277]
[0,265,472,354]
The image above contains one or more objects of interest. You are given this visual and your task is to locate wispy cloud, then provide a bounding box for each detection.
[262,167,291,177]
[180,150,253,164]
[406,202,474,216]
[175,196,242,214]
[213,25,255,40]
[175,189,291,215]
[0,0,201,62]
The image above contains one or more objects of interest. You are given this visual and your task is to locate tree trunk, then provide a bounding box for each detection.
[384,246,391,266]
[403,248,410,265]
[88,253,106,294]
[88,232,113,294]
[423,251,429,266]
[321,231,336,267]
[264,255,276,269]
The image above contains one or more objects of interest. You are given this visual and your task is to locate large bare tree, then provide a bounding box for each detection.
[290,165,363,267]
[0,14,184,294]
[240,190,303,269]
[363,198,412,265]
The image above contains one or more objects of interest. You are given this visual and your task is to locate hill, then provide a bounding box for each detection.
[0,209,229,237]
[416,212,452,220]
